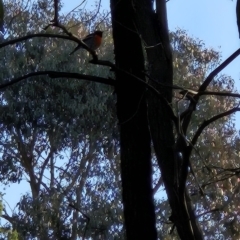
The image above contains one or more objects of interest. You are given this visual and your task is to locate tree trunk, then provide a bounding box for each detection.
[110,0,157,239]
[132,0,204,239]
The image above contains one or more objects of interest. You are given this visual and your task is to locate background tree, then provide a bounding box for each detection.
[0,1,121,239]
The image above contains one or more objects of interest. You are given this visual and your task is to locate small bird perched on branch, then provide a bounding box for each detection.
[237,0,240,38]
[69,30,103,55]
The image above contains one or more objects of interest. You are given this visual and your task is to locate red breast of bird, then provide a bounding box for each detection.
[70,31,103,55]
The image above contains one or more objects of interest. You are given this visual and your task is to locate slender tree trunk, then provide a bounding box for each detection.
[110,0,157,239]
[132,0,203,239]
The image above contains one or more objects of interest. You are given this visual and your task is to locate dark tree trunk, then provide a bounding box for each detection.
[132,0,203,239]
[110,0,204,238]
[110,0,157,239]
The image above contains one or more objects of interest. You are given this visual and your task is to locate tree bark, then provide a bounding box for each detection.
[132,0,203,239]
[110,0,157,239]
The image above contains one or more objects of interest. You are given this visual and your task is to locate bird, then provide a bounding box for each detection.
[237,0,240,38]
[69,30,103,55]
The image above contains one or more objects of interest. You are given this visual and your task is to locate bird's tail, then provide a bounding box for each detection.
[69,45,82,55]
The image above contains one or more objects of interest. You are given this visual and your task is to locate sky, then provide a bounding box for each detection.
[2,0,240,222]
[167,0,240,82]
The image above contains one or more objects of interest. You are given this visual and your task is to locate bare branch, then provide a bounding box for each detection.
[200,48,240,92]
[0,33,74,48]
[180,89,240,99]
[0,71,114,91]
[0,32,99,60]
[153,177,163,195]
[68,203,89,221]
[191,107,240,147]
[198,91,240,98]
[181,48,240,134]
[1,214,13,223]
[69,203,90,240]
[201,173,235,188]
[48,71,114,85]
[38,147,55,191]
[196,208,221,218]
[43,4,101,60]
[64,0,88,21]
[51,0,59,24]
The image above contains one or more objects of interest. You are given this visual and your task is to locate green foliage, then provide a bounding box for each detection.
[7,230,18,240]
[0,0,120,239]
